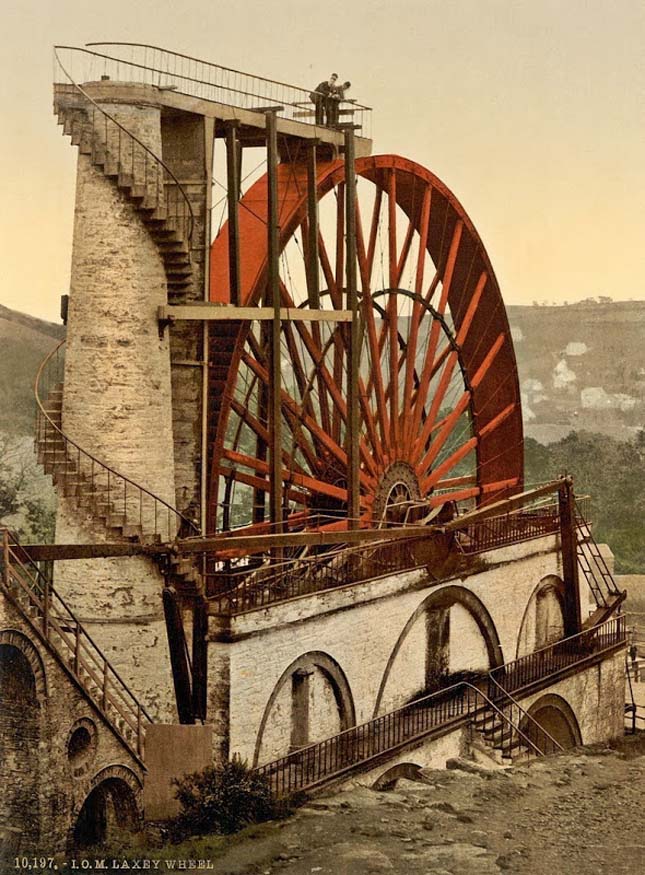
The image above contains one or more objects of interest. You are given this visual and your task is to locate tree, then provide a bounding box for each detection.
[0,435,55,542]
[525,432,645,573]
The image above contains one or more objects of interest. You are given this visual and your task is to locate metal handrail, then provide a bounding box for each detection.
[35,340,199,539]
[254,681,560,798]
[489,616,626,692]
[207,534,421,613]
[53,46,195,245]
[456,501,561,554]
[486,672,564,753]
[87,42,372,110]
[1,529,152,760]
[254,618,626,796]
[574,498,621,599]
[57,43,372,134]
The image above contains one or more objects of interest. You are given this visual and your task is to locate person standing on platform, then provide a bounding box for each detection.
[310,73,338,125]
[327,80,351,126]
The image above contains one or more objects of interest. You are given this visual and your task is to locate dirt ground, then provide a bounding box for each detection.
[193,734,645,875]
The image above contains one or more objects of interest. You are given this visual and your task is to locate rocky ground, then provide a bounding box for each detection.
[177,734,645,875]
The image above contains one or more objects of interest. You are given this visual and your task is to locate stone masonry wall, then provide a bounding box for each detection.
[54,96,178,720]
[0,593,144,855]
[218,537,564,765]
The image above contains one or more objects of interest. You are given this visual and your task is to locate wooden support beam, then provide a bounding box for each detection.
[159,304,353,323]
[559,479,582,636]
[306,141,320,308]
[175,524,434,554]
[344,126,360,529]
[266,110,283,534]
[225,120,242,306]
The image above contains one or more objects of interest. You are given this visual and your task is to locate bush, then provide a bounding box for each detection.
[171,755,277,839]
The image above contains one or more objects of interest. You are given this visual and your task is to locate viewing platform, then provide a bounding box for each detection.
[54,43,373,157]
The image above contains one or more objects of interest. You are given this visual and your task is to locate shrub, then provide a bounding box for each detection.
[171,755,277,838]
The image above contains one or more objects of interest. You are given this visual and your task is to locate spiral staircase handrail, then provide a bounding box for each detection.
[53,46,195,245]
[35,339,199,537]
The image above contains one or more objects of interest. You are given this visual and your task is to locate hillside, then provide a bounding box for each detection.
[0,303,65,437]
[508,300,645,443]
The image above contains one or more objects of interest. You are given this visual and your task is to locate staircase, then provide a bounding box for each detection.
[470,676,563,766]
[255,680,563,798]
[35,341,204,601]
[1,529,151,764]
[575,500,626,628]
[53,81,194,303]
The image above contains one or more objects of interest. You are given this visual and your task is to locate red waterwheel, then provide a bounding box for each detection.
[207,154,523,540]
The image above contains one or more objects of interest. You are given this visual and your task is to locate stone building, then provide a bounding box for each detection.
[0,43,629,853]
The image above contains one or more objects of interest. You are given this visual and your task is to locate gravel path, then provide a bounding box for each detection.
[203,735,645,875]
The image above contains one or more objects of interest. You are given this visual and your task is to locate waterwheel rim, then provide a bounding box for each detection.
[207,154,523,539]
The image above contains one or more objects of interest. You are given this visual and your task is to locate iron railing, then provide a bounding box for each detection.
[254,616,626,797]
[68,43,373,137]
[255,682,559,798]
[1,529,152,762]
[53,47,195,246]
[455,501,561,554]
[35,340,198,542]
[575,498,622,608]
[207,536,420,614]
[489,615,626,695]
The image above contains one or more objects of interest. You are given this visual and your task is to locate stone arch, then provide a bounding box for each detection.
[374,585,503,717]
[0,628,48,702]
[70,765,142,850]
[516,576,566,658]
[373,762,423,791]
[523,694,582,750]
[253,651,356,768]
[0,638,43,846]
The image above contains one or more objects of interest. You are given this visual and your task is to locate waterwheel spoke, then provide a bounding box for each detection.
[366,186,383,283]
[279,282,379,479]
[387,169,399,452]
[222,449,353,504]
[242,351,375,492]
[421,436,478,493]
[230,398,310,478]
[395,215,416,287]
[408,221,463,441]
[402,186,432,448]
[415,389,472,479]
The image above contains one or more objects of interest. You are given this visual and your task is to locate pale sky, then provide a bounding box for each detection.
[2,0,644,322]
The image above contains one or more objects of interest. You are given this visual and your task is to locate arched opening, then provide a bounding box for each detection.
[523,694,582,750]
[375,585,503,715]
[73,777,139,849]
[253,651,355,767]
[67,718,98,778]
[517,576,566,657]
[0,643,41,846]
[373,762,423,791]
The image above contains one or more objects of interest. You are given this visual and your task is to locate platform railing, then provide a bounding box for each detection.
[54,46,195,246]
[455,500,561,554]
[207,535,420,614]
[1,529,152,762]
[53,43,372,137]
[488,615,626,695]
[35,340,199,543]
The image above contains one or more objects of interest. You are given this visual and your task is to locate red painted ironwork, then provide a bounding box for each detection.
[207,155,523,547]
